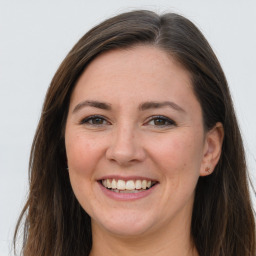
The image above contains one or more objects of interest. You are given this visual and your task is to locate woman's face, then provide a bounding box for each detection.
[65,45,211,237]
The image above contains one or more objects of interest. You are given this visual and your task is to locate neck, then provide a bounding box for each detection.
[89,216,198,256]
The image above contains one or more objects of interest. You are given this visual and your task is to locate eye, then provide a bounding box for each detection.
[80,115,110,126]
[146,116,176,127]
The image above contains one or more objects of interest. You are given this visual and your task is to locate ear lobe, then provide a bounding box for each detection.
[200,122,224,176]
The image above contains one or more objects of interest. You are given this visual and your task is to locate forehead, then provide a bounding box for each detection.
[70,45,199,113]
[79,45,190,85]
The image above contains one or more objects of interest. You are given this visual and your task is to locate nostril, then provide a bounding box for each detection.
[106,148,140,165]
[106,141,146,165]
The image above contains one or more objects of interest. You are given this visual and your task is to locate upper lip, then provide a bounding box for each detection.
[98,175,158,182]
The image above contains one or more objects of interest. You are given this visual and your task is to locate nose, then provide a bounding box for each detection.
[106,125,146,166]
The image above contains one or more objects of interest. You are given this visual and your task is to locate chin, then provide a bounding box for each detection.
[100,223,152,237]
[92,210,156,237]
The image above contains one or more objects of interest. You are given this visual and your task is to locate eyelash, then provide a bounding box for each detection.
[145,115,176,127]
[80,115,110,126]
[80,115,176,127]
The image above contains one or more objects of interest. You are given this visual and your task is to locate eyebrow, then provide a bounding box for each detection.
[139,101,186,113]
[72,100,112,113]
[72,100,185,113]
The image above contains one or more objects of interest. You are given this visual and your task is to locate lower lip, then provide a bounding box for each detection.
[98,182,158,201]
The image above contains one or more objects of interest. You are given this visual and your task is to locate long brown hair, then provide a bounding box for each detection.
[14,10,255,256]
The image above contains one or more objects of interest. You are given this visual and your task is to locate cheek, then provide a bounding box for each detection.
[147,131,204,179]
[65,133,103,179]
[65,133,103,211]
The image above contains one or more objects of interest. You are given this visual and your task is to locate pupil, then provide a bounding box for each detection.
[93,118,103,124]
[155,119,165,125]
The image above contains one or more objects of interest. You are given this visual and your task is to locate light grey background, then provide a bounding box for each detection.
[1,1,255,255]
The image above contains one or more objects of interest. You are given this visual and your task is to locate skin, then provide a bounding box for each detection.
[65,45,223,256]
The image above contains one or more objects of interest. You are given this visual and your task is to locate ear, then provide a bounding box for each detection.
[200,122,224,176]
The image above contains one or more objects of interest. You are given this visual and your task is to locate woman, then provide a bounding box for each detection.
[14,10,255,256]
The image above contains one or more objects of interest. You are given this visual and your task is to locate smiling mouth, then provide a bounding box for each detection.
[100,179,158,193]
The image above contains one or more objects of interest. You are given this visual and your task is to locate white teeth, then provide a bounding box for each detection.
[102,179,107,187]
[126,180,135,190]
[102,178,156,191]
[111,179,117,189]
[135,180,142,189]
[141,180,147,189]
[120,190,141,193]
[107,179,112,188]
[117,180,126,190]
